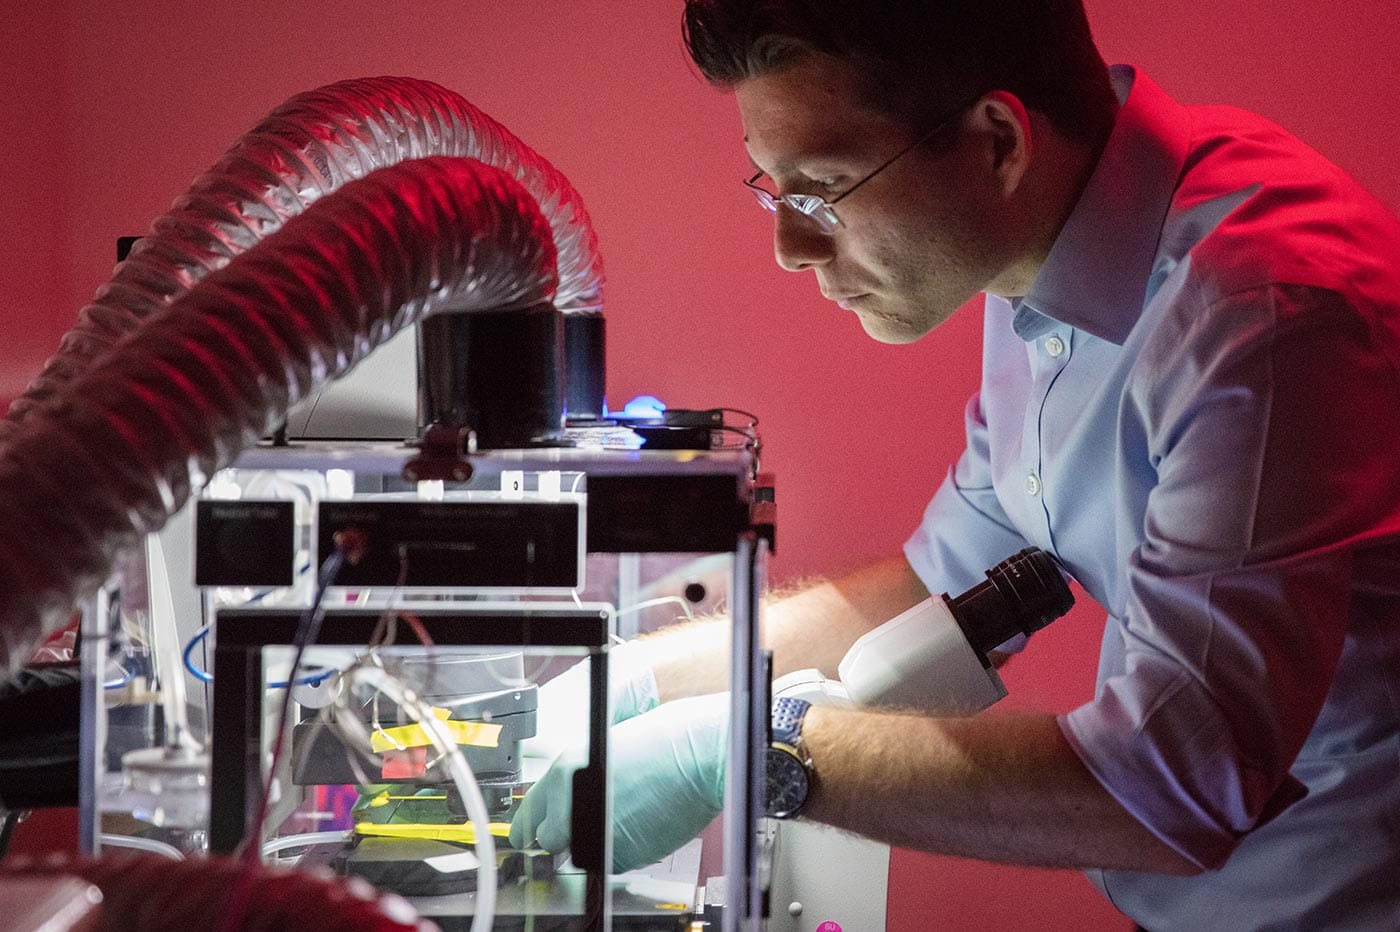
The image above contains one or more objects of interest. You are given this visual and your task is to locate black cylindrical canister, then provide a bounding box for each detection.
[417,303,565,448]
[564,311,606,420]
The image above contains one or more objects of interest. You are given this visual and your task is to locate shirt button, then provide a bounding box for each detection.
[1045,335,1065,358]
[1025,472,1041,496]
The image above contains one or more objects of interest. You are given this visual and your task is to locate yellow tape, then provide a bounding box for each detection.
[370,706,503,753]
[353,820,512,843]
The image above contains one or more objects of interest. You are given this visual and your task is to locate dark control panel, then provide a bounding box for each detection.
[195,500,296,587]
[317,499,581,588]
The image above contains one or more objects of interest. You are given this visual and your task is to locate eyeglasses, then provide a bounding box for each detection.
[743,98,978,235]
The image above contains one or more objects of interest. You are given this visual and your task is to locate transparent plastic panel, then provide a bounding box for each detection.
[89,520,211,859]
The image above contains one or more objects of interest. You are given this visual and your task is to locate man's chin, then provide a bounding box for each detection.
[853,309,926,345]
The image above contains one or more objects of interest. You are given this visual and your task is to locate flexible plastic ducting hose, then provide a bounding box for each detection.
[3,853,440,932]
[0,155,557,673]
[5,75,602,428]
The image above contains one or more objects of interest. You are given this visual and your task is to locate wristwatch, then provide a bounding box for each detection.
[765,697,814,819]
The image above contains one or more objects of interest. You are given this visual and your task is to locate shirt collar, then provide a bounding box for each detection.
[1013,66,1194,345]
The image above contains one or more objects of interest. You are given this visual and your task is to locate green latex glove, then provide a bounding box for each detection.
[509,692,730,873]
[523,640,661,761]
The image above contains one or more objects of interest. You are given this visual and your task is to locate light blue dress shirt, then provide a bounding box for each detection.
[905,67,1400,931]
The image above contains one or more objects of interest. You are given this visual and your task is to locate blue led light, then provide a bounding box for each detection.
[619,394,667,420]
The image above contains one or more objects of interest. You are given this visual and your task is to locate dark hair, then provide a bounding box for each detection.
[682,0,1117,145]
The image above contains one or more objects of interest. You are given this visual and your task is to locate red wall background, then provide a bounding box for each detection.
[2,1,1396,928]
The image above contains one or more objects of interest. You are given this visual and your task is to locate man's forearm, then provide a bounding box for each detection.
[801,707,1199,875]
[623,556,1192,875]
[643,554,931,703]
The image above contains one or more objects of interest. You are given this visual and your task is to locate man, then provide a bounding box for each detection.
[512,2,1400,928]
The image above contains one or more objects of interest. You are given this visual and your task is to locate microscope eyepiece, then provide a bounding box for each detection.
[947,548,1075,662]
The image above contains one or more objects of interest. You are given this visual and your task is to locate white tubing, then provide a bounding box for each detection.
[346,663,497,932]
[98,833,185,861]
[261,830,352,860]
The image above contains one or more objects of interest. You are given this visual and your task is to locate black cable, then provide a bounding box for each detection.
[243,543,349,859]
[713,423,763,472]
[714,424,760,446]
[718,406,760,427]
[218,539,354,932]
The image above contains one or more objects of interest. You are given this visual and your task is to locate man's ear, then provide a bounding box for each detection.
[970,91,1033,197]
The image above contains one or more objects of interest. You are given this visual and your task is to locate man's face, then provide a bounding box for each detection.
[735,54,1015,344]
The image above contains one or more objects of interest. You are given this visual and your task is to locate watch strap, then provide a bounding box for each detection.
[771,696,811,749]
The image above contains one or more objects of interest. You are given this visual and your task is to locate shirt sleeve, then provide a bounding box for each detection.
[904,388,1032,608]
[1060,283,1400,869]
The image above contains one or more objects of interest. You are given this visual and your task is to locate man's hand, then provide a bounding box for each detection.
[509,692,730,873]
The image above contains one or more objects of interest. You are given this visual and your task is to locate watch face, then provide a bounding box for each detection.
[765,746,810,819]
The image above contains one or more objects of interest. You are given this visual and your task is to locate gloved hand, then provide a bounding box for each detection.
[509,692,730,873]
[523,639,661,761]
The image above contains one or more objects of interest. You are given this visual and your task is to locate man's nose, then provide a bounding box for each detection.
[773,207,835,272]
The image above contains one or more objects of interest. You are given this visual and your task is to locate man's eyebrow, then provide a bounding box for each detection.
[743,134,804,177]
[744,137,854,179]
[743,150,802,179]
